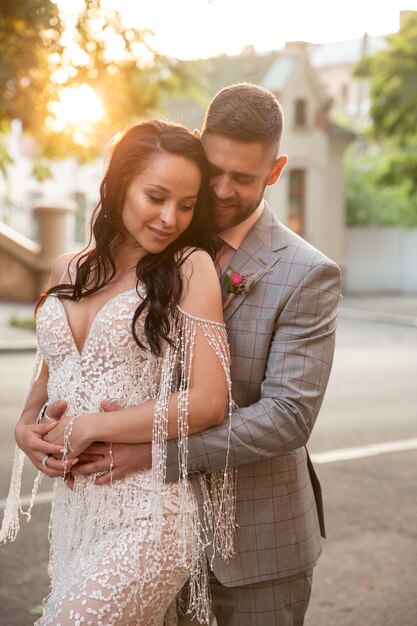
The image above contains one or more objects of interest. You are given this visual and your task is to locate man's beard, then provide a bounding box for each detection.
[214,192,264,233]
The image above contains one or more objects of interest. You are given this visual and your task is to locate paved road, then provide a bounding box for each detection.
[1,315,417,625]
[306,317,417,626]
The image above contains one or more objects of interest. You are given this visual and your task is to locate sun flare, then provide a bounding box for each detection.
[49,83,105,127]
[46,83,105,147]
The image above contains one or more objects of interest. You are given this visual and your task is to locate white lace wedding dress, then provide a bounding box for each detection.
[27,287,234,626]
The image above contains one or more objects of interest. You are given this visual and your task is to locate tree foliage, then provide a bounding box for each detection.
[354,11,417,216]
[346,144,417,227]
[356,12,417,145]
[0,0,194,164]
[0,0,63,132]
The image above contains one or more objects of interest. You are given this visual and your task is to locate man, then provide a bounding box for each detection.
[47,83,341,624]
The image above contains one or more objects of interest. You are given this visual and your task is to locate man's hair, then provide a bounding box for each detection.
[202,83,284,153]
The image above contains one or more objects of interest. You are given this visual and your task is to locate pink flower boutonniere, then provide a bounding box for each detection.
[223,266,271,311]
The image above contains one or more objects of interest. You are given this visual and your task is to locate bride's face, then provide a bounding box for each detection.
[121,152,201,256]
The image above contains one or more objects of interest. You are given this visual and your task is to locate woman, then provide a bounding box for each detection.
[1,120,235,625]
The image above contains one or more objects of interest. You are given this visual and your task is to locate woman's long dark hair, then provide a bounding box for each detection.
[38,120,215,355]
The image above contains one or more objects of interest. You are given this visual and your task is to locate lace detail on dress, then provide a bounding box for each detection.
[2,287,235,625]
[37,288,161,416]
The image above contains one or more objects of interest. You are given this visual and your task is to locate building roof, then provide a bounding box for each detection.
[261,55,299,92]
[310,35,387,68]
[158,50,293,129]
[162,33,389,121]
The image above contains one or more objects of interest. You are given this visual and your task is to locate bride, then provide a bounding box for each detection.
[1,120,235,625]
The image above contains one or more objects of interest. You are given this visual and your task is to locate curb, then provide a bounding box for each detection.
[339,308,417,328]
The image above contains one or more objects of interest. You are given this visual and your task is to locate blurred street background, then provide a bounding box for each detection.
[1,1,417,624]
[1,295,416,626]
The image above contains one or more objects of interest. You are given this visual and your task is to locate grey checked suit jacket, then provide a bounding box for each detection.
[168,205,341,587]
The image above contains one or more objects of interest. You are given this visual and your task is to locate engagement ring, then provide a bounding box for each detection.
[95,469,109,477]
[41,454,50,467]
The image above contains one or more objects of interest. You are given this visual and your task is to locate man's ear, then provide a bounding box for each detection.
[193,129,201,139]
[267,155,288,186]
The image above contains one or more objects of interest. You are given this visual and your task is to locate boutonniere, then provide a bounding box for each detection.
[223,266,271,311]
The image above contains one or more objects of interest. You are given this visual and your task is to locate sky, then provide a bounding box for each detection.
[58,0,417,60]
[117,0,417,59]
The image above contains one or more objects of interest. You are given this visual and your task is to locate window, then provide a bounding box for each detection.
[288,169,306,235]
[294,99,307,127]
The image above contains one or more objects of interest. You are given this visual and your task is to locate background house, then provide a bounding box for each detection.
[309,10,415,127]
[309,35,386,126]
[0,44,354,300]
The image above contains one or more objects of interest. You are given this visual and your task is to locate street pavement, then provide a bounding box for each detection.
[0,294,416,625]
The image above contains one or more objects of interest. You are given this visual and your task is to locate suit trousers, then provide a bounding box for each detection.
[178,569,313,626]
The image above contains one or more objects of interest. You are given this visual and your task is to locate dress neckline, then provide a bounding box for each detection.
[49,288,225,357]
[55,287,139,357]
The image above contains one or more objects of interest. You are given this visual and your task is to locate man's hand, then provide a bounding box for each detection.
[70,400,152,485]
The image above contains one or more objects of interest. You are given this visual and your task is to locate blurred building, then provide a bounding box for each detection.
[309,34,386,128]
[309,11,414,128]
[0,44,354,300]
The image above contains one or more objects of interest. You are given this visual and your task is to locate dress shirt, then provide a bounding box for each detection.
[215,201,265,277]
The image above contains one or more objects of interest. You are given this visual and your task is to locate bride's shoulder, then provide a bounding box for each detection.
[49,251,82,287]
[176,248,223,322]
[176,247,216,279]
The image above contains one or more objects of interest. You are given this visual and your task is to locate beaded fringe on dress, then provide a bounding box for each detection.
[151,307,236,623]
[0,350,44,543]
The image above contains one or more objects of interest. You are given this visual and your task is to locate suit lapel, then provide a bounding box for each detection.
[222,205,288,322]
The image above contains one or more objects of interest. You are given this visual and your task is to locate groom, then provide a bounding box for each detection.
[49,83,341,624]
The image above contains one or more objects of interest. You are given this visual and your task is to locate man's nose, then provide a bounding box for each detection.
[212,175,233,199]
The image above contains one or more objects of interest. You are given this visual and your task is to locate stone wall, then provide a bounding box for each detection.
[0,247,38,301]
[0,203,74,302]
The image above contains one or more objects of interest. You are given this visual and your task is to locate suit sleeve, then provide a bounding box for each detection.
[165,259,341,477]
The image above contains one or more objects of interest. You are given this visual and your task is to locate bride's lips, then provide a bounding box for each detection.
[148,226,174,240]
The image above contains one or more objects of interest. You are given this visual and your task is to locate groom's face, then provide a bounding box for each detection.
[202,133,277,233]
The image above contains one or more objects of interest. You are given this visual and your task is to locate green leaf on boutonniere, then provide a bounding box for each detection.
[223,265,273,309]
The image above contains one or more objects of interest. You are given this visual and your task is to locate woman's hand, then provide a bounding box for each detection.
[68,401,151,485]
[73,441,152,484]
[15,419,71,478]
[44,412,95,459]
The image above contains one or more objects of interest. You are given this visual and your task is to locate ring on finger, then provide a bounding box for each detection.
[36,404,48,424]
[43,413,56,423]
[41,454,50,467]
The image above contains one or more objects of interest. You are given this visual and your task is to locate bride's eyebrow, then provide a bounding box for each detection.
[146,184,198,200]
[145,184,169,192]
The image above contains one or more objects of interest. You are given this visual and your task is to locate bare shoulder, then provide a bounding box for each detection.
[178,248,223,322]
[179,247,216,279]
[49,251,81,287]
